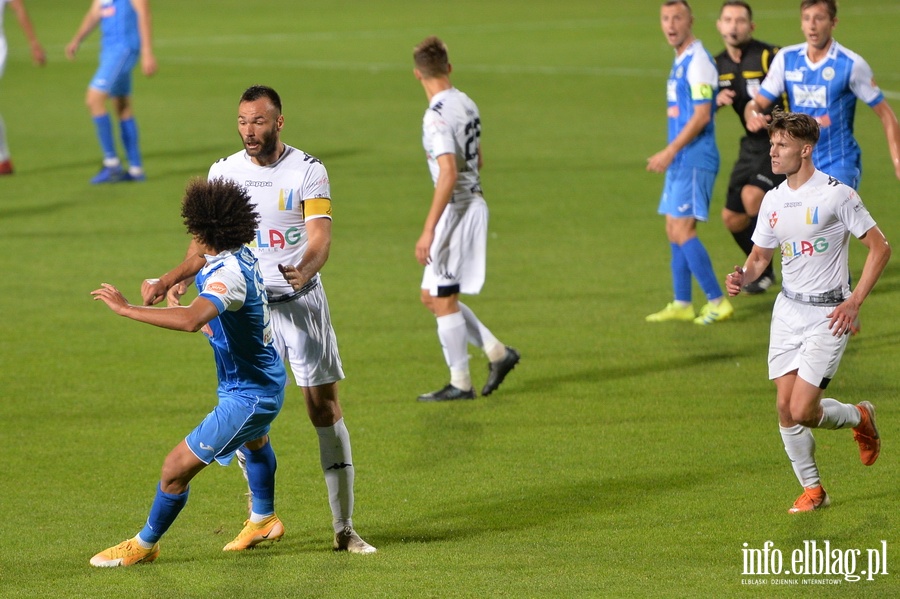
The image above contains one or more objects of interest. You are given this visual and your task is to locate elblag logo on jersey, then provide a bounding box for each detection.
[781,237,829,258]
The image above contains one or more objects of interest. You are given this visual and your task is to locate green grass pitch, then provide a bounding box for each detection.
[2,1,899,597]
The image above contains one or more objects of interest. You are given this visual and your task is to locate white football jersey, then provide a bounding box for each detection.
[208,145,332,296]
[422,87,483,203]
[753,169,876,297]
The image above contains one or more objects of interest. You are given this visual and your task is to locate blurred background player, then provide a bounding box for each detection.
[714,1,784,294]
[65,0,156,184]
[646,0,733,325]
[412,36,520,401]
[745,0,900,190]
[90,178,287,567]
[725,110,888,513]
[0,0,45,175]
[141,85,376,554]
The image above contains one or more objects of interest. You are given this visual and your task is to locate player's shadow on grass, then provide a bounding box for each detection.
[526,350,744,390]
[371,471,714,546]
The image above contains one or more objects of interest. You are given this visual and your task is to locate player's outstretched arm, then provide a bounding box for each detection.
[142,239,207,305]
[93,283,219,332]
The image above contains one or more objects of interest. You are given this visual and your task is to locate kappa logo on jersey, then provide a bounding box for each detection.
[792,85,827,108]
[781,237,829,258]
[785,69,804,82]
[806,207,819,225]
[245,180,273,188]
[206,281,228,295]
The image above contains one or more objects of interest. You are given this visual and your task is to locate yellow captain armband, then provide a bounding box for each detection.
[301,198,333,219]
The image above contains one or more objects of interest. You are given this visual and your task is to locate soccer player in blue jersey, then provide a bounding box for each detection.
[0,0,45,175]
[66,0,156,184]
[647,0,734,325]
[89,178,287,567]
[744,0,900,190]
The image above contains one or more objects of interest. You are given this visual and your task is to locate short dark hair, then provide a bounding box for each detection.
[663,0,692,14]
[800,0,837,20]
[181,177,259,252]
[720,1,752,20]
[768,109,820,146]
[240,85,282,115]
[413,36,450,78]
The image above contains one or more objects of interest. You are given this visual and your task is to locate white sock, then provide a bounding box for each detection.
[316,418,355,533]
[817,398,862,430]
[437,312,471,390]
[249,511,272,523]
[457,302,504,360]
[780,424,820,488]
[134,534,155,549]
[0,114,9,161]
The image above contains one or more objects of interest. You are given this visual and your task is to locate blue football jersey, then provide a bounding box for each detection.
[759,40,884,181]
[195,246,286,396]
[666,39,719,172]
[99,0,141,51]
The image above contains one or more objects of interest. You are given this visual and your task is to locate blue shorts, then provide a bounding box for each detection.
[658,166,716,221]
[185,389,284,466]
[89,46,139,97]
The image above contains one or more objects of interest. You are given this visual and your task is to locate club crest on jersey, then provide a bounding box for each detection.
[822,67,836,81]
[769,211,778,228]
[806,207,819,225]
[278,189,295,211]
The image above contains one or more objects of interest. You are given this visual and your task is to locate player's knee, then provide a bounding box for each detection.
[721,209,748,233]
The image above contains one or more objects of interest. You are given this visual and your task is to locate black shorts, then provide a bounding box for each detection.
[725,137,785,214]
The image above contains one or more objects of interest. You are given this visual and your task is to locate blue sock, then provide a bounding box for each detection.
[119,117,142,169]
[138,483,189,544]
[245,441,277,516]
[670,242,691,303]
[680,237,723,300]
[92,114,118,161]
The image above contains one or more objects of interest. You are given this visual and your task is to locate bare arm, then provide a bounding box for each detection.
[8,0,45,65]
[129,0,157,76]
[65,0,101,60]
[93,283,220,333]
[725,245,776,296]
[141,238,207,305]
[826,226,891,336]
[280,216,332,291]
[415,153,457,265]
[744,95,774,133]
[646,102,712,173]
[871,100,900,181]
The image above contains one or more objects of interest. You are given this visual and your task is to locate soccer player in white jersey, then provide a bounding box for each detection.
[0,0,45,175]
[90,178,287,566]
[726,110,889,513]
[412,36,520,402]
[646,0,733,326]
[744,0,900,190]
[141,86,375,554]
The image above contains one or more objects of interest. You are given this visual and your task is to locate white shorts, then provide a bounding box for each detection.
[269,280,344,388]
[422,197,488,296]
[768,293,849,388]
